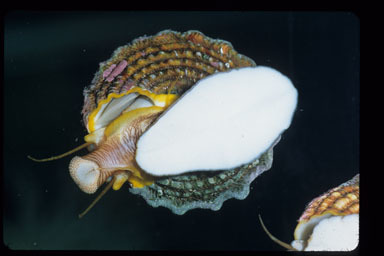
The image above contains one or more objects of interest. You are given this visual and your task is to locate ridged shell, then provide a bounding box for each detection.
[81,30,276,215]
[82,30,255,128]
[299,174,359,222]
[291,174,360,250]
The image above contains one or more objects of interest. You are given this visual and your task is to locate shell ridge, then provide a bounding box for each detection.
[81,30,268,215]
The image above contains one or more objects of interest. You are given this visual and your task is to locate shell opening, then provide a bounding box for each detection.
[89,92,140,132]
[86,87,177,134]
[294,213,333,241]
[69,156,100,194]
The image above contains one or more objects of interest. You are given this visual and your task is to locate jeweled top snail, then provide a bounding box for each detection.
[259,174,359,251]
[29,30,298,217]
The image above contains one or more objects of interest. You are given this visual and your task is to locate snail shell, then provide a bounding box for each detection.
[82,30,255,127]
[73,30,285,214]
[291,174,360,251]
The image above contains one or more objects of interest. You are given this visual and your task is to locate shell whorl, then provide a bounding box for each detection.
[299,174,360,222]
[81,30,256,127]
[291,174,360,250]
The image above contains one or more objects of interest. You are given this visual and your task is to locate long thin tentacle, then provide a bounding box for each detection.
[28,142,92,162]
[78,176,116,219]
[258,214,297,251]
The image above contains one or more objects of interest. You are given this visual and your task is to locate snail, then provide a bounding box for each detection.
[259,174,359,251]
[29,30,298,217]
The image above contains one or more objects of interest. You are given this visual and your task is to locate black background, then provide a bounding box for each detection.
[3,11,359,251]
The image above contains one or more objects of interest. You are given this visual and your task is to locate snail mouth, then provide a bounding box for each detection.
[69,156,101,194]
[66,85,179,194]
[70,100,166,193]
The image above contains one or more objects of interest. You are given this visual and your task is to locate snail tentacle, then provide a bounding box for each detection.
[78,175,117,219]
[28,142,92,162]
[258,214,297,251]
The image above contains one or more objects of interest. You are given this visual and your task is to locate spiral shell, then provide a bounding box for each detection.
[292,174,360,251]
[82,30,255,129]
[79,30,280,215]
[297,174,359,225]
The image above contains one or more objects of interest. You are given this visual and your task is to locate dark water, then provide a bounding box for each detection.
[3,11,359,251]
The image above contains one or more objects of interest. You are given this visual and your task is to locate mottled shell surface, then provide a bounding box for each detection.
[130,140,277,215]
[81,30,277,215]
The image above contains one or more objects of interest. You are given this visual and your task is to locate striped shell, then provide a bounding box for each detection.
[82,30,255,128]
[258,174,359,251]
[293,174,360,247]
[298,174,359,223]
[81,30,277,215]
